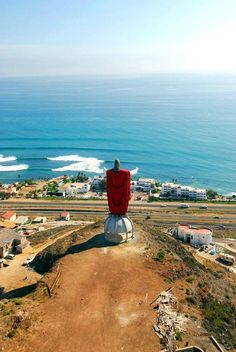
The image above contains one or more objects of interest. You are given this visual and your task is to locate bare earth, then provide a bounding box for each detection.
[12,227,166,352]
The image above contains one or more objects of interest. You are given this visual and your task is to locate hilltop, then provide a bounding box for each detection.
[1,221,236,352]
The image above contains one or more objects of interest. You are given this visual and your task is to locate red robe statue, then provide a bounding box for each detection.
[106,169,131,215]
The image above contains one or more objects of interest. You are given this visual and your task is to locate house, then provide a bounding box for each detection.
[175,224,212,246]
[65,184,78,197]
[0,185,16,199]
[33,217,47,224]
[0,211,17,222]
[131,178,156,192]
[60,211,70,221]
[77,183,91,194]
[0,229,29,258]
[91,176,105,189]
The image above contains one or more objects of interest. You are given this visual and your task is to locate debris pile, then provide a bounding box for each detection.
[152,287,187,352]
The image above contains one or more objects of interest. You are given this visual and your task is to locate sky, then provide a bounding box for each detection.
[0,0,236,76]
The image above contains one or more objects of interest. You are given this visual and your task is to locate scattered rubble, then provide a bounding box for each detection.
[152,287,187,352]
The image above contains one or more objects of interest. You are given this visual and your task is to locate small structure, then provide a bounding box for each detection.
[60,211,70,221]
[0,210,17,222]
[15,216,29,226]
[0,229,29,258]
[175,224,212,246]
[104,215,134,243]
[33,216,47,224]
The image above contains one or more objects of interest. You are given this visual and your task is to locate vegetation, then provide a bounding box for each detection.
[99,178,107,191]
[7,329,16,338]
[152,250,166,262]
[47,181,58,193]
[175,331,183,341]
[206,189,219,199]
[70,172,89,183]
[202,295,236,348]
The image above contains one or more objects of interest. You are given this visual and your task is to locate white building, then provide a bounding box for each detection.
[15,216,29,225]
[91,176,105,188]
[33,217,47,224]
[77,183,91,193]
[65,184,78,197]
[131,178,156,192]
[176,224,212,246]
[161,183,206,200]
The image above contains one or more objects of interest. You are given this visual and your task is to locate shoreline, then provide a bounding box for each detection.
[0,174,235,197]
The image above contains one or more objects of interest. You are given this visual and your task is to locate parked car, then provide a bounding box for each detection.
[200,205,208,209]
[160,204,167,208]
[5,253,15,260]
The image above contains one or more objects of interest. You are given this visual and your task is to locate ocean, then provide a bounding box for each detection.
[0,74,235,194]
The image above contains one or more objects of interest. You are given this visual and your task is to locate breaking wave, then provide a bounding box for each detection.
[0,154,17,162]
[130,167,139,176]
[0,164,29,172]
[47,155,95,162]
[49,155,104,173]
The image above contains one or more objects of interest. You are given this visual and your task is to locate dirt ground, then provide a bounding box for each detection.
[0,224,90,294]
[4,225,167,352]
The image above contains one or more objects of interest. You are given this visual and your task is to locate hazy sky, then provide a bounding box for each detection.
[1,0,236,76]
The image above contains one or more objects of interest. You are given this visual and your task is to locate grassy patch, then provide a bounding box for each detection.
[202,295,236,348]
[152,250,165,262]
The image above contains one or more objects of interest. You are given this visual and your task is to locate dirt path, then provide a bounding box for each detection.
[13,228,166,352]
[0,224,91,294]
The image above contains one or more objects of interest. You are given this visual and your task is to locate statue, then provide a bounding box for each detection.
[106,159,131,215]
[104,160,134,243]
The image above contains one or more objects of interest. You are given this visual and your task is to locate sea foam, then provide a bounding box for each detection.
[0,164,29,172]
[0,154,17,162]
[49,155,104,174]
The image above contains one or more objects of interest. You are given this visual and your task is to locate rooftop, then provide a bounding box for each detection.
[0,210,16,220]
[179,224,212,235]
[0,228,22,245]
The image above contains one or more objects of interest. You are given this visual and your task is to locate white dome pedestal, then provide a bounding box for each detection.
[104,214,134,244]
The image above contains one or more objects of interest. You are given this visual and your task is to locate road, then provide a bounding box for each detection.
[1,199,236,228]
[1,199,236,210]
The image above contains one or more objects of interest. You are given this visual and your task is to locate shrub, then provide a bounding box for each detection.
[175,331,183,341]
[186,276,194,284]
[7,329,16,338]
[152,250,165,262]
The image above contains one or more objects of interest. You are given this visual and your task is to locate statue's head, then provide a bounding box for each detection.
[113,159,121,171]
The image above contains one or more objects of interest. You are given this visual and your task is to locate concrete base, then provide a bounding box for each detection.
[104,214,134,244]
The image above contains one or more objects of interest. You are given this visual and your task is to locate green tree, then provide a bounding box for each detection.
[207,189,219,199]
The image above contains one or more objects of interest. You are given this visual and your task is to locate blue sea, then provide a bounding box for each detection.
[0,74,236,194]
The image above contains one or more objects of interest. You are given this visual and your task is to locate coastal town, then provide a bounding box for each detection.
[0,172,235,202]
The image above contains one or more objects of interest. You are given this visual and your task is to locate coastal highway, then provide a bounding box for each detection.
[0,200,236,228]
[1,199,236,210]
